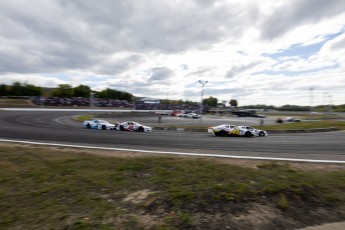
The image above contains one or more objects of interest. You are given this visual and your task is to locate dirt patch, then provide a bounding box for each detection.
[124,189,155,204]
[232,203,281,225]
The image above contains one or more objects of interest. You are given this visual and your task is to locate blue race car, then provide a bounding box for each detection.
[82,119,116,130]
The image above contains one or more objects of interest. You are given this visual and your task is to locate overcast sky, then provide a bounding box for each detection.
[1,0,345,106]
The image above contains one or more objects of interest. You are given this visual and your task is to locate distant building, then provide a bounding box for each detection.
[139,97,160,104]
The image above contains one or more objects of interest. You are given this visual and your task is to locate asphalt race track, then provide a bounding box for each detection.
[1,110,345,162]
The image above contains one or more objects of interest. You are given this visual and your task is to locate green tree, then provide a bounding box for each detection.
[121,92,134,102]
[96,88,119,99]
[24,84,43,96]
[96,88,133,102]
[0,84,9,96]
[203,96,218,107]
[7,82,43,96]
[279,104,309,111]
[10,82,24,96]
[229,99,238,107]
[74,85,91,97]
[51,84,74,97]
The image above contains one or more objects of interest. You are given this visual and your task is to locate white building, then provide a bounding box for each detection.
[139,97,160,104]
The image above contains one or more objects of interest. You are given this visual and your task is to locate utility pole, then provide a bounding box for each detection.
[328,95,333,113]
[198,80,208,125]
[40,95,44,108]
[309,87,314,112]
[90,92,95,113]
[323,92,328,112]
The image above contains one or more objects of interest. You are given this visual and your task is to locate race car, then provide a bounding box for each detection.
[82,119,116,130]
[208,124,252,137]
[115,121,152,132]
[284,117,301,122]
[184,113,201,119]
[236,126,268,137]
[208,124,266,137]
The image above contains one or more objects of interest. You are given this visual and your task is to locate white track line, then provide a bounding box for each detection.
[0,108,171,112]
[1,139,345,164]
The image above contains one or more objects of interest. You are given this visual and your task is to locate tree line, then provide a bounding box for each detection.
[0,82,134,102]
[0,82,43,97]
[1,82,241,107]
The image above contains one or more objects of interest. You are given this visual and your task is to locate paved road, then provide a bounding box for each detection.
[0,110,345,161]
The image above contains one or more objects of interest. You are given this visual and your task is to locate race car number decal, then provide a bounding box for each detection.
[231,129,240,135]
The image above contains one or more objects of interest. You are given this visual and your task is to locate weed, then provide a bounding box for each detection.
[163,211,193,229]
[278,193,289,209]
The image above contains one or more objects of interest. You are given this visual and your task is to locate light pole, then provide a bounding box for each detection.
[198,80,208,125]
[40,95,44,108]
[328,95,333,113]
[90,92,95,112]
[323,92,328,112]
[309,87,314,112]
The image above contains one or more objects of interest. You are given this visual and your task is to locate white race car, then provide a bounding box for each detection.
[82,119,116,130]
[236,126,268,137]
[184,113,201,119]
[208,124,267,137]
[115,121,152,132]
[284,117,301,122]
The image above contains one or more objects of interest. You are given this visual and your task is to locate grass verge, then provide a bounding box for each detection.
[259,120,345,130]
[1,144,345,229]
[157,121,345,131]
[0,99,36,108]
[75,114,93,122]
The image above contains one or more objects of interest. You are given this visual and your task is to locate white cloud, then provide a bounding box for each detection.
[1,74,66,87]
[0,0,345,106]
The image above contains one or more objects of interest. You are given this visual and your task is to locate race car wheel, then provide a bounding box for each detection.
[138,126,144,132]
[245,131,252,137]
[259,131,265,136]
[119,125,124,131]
[86,123,91,129]
[102,125,106,130]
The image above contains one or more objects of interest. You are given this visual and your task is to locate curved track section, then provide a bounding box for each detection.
[0,110,345,162]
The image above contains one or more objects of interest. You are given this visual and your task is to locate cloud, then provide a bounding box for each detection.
[260,0,345,40]
[0,74,66,87]
[148,67,173,83]
[0,0,261,73]
[226,61,262,78]
[91,54,144,75]
[0,0,345,105]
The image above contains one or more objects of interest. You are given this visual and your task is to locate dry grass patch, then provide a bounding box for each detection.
[1,143,345,230]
